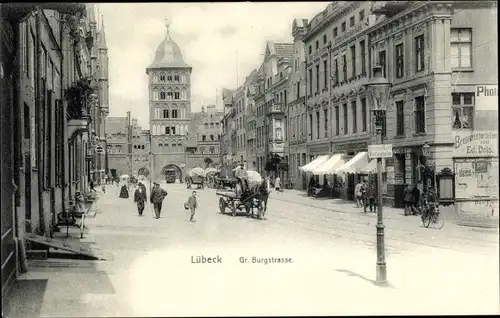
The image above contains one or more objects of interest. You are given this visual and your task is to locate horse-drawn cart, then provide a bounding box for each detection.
[186,167,205,189]
[215,170,269,219]
[216,189,266,218]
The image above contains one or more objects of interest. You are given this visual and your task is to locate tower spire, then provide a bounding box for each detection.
[165,18,171,37]
[99,14,107,49]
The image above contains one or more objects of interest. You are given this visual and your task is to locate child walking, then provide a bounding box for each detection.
[187,191,198,222]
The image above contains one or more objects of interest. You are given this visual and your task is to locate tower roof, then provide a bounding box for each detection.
[148,20,190,70]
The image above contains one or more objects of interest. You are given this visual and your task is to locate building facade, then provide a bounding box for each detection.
[221,88,235,166]
[366,1,498,207]
[105,115,151,178]
[303,1,376,199]
[1,3,108,297]
[287,18,309,190]
[146,24,191,182]
[185,105,224,170]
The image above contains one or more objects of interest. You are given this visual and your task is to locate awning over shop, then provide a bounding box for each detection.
[299,155,330,173]
[359,159,386,174]
[335,151,369,174]
[311,154,346,175]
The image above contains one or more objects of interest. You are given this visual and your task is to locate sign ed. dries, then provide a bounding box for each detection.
[453,131,498,157]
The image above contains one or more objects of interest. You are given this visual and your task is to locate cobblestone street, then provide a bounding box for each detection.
[5,184,499,317]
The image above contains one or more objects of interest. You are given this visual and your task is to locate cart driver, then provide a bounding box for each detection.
[233,162,249,195]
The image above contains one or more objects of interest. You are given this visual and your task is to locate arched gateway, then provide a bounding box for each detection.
[137,167,150,177]
[161,164,182,183]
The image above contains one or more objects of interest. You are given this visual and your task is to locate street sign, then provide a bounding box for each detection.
[95,146,104,154]
[368,144,393,159]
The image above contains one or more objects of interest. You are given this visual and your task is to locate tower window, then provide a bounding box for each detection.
[172,109,178,118]
[160,75,165,82]
[174,92,180,100]
[174,75,180,82]
[167,75,173,82]
[160,91,166,100]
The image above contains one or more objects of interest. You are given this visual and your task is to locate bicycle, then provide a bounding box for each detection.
[421,202,444,229]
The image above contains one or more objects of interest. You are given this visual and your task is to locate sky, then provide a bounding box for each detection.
[98,2,327,128]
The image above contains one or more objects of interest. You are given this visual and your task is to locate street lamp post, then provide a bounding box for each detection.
[364,65,392,285]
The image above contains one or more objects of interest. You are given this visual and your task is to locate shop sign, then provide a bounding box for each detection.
[453,131,498,157]
[454,158,499,199]
[368,144,393,159]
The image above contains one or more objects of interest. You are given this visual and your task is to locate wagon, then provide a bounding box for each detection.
[216,189,266,219]
[186,167,205,189]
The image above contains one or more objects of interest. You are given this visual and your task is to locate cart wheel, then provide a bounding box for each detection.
[219,197,226,214]
[231,202,237,217]
[80,214,86,239]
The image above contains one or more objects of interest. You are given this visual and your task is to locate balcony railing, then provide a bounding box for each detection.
[267,103,285,115]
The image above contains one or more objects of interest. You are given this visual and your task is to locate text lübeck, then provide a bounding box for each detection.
[191,255,223,264]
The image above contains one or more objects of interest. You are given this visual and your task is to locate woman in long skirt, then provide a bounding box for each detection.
[119,184,129,198]
[134,182,147,215]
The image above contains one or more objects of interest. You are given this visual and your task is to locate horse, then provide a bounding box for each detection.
[236,178,271,218]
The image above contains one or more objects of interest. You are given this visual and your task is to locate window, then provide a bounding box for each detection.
[378,50,386,78]
[316,111,320,139]
[171,126,176,135]
[315,65,320,93]
[333,27,338,37]
[323,60,328,89]
[414,96,426,133]
[335,105,340,135]
[164,109,169,118]
[395,44,404,78]
[134,145,137,149]
[350,45,356,78]
[450,28,472,69]
[396,100,405,136]
[452,93,474,130]
[315,40,319,50]
[173,109,179,118]
[167,92,173,100]
[165,126,170,135]
[174,92,180,99]
[351,100,357,133]
[360,40,366,75]
[308,69,313,95]
[160,74,166,82]
[323,34,327,44]
[309,114,313,138]
[342,55,347,82]
[324,109,328,138]
[160,91,166,100]
[167,75,172,82]
[202,134,206,141]
[343,103,348,134]
[415,35,425,72]
[308,45,312,54]
[296,80,300,99]
[341,21,346,32]
[361,97,367,132]
[55,100,63,186]
[350,16,355,27]
[359,10,365,21]
[174,75,180,82]
[334,58,339,85]
[210,134,214,141]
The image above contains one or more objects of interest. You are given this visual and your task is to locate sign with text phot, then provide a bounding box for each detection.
[454,158,498,200]
[452,131,498,158]
[475,85,498,131]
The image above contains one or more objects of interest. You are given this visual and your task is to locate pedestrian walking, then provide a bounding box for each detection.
[403,183,414,216]
[90,180,96,192]
[354,179,366,208]
[119,183,129,198]
[364,181,378,213]
[150,182,168,219]
[412,184,421,215]
[274,177,282,192]
[185,191,199,222]
[134,182,147,216]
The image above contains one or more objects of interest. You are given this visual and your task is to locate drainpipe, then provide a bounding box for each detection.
[35,7,46,235]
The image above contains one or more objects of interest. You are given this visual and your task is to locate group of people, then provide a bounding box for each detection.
[117,181,198,222]
[354,179,379,213]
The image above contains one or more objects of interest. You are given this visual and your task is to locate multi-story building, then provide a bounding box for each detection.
[1,3,108,296]
[255,42,293,177]
[146,23,191,182]
[185,105,224,170]
[232,86,247,164]
[244,70,259,170]
[302,1,377,200]
[106,115,150,178]
[366,1,498,208]
[221,88,235,166]
[287,18,309,189]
